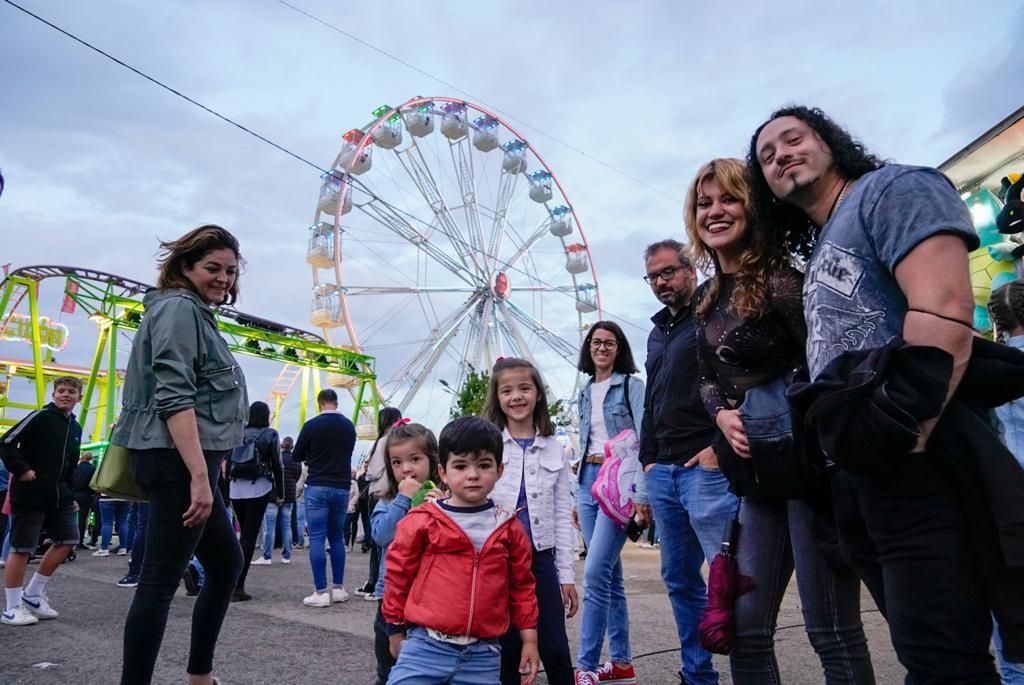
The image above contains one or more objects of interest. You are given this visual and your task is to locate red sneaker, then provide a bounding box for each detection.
[597,661,637,684]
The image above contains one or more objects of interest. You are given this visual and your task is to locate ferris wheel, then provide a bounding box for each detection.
[305,96,601,425]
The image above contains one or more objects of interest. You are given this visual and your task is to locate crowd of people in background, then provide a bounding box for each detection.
[1,104,1024,685]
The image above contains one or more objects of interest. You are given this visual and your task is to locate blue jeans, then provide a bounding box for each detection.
[645,463,739,685]
[388,626,501,685]
[731,497,874,684]
[262,501,293,560]
[304,485,349,592]
[100,500,132,551]
[994,617,1024,684]
[295,498,307,545]
[128,504,150,577]
[576,461,630,671]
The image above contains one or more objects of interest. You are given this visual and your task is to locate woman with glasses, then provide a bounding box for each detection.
[573,321,647,684]
[686,158,873,684]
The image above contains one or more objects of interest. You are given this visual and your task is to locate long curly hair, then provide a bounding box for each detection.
[746,105,885,260]
[684,158,792,320]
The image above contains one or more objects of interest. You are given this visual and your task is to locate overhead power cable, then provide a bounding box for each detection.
[273,0,682,207]
[2,0,652,336]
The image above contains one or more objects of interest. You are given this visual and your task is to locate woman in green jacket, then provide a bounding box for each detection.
[113,225,247,685]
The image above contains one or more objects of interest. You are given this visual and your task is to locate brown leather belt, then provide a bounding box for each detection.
[584,454,604,465]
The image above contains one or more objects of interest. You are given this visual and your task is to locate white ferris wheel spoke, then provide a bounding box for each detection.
[393,141,488,282]
[448,136,489,277]
[504,300,579,360]
[357,199,478,288]
[486,170,519,275]
[343,285,480,296]
[495,302,539,368]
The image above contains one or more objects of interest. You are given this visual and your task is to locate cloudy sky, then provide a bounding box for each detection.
[2,0,1022,435]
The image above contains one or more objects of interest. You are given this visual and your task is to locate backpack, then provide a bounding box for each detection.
[230,428,270,483]
[590,375,641,530]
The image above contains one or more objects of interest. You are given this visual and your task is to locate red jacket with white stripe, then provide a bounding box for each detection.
[383,500,538,639]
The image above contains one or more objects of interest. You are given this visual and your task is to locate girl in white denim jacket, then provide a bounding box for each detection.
[484,357,576,685]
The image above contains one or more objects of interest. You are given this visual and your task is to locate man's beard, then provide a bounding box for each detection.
[657,287,691,308]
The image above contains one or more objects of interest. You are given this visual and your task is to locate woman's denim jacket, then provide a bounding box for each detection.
[112,288,247,452]
[996,335,1024,468]
[577,372,647,503]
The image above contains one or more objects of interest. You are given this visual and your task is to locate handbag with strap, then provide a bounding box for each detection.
[90,439,148,502]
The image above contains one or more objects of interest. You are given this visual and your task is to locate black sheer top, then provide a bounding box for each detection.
[694,268,807,418]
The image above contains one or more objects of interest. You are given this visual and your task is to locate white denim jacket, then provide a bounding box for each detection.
[491,429,575,585]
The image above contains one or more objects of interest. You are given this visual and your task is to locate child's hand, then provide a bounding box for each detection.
[561,584,579,618]
[388,632,406,659]
[518,629,540,685]
[422,486,445,501]
[397,476,421,498]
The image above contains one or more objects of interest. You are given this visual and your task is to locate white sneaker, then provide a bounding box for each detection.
[331,588,349,603]
[251,557,272,566]
[0,560,6,568]
[281,558,291,565]
[116,547,128,556]
[92,549,110,557]
[302,591,330,608]
[21,594,58,620]
[1,605,39,626]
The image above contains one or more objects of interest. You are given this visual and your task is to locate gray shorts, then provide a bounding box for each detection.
[9,502,79,552]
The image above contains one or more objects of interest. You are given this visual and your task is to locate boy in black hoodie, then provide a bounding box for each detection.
[0,376,83,626]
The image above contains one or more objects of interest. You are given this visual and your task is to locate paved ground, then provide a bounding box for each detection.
[0,542,904,684]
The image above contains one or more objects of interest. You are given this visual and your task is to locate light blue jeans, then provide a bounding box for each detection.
[304,485,349,592]
[645,463,739,685]
[295,497,307,545]
[388,626,501,684]
[576,460,630,672]
[994,617,1024,684]
[261,501,293,560]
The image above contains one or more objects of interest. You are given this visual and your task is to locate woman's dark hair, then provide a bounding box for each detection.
[577,321,638,376]
[247,401,271,428]
[989,281,1024,342]
[746,105,885,260]
[157,224,244,305]
[377,407,403,437]
[380,422,441,500]
[482,357,555,437]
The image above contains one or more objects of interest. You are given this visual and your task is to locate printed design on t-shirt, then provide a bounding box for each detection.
[811,242,865,298]
[806,241,887,369]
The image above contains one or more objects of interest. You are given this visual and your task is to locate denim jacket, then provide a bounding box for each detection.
[577,372,648,504]
[995,335,1024,467]
[112,288,247,452]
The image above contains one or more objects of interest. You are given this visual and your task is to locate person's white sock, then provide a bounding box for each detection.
[5,587,23,611]
[23,572,51,599]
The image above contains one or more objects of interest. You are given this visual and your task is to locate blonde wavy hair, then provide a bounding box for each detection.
[683,158,791,320]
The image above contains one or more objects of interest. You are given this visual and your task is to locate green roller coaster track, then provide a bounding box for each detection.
[0,266,379,444]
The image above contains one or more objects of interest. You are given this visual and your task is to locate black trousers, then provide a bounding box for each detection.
[832,452,998,684]
[367,493,382,586]
[499,547,573,685]
[0,491,7,547]
[121,449,242,684]
[374,601,396,685]
[73,492,94,544]
[231,492,270,591]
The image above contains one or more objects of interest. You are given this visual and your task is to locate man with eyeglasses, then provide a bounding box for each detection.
[639,239,738,685]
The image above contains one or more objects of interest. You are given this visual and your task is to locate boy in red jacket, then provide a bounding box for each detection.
[384,415,540,685]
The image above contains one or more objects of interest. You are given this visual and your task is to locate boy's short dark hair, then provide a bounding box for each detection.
[53,376,83,393]
[317,388,338,406]
[438,416,503,467]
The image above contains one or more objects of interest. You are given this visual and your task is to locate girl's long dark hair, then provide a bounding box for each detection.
[746,105,885,260]
[380,422,441,501]
[482,357,555,437]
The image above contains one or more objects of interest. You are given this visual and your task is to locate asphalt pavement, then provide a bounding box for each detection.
[0,541,905,684]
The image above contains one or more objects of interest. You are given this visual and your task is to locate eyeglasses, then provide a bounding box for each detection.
[643,265,685,284]
[590,339,618,350]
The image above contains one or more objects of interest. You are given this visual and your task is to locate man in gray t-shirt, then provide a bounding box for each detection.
[749,106,998,682]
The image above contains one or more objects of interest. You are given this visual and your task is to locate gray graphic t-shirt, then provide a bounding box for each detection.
[804,165,978,379]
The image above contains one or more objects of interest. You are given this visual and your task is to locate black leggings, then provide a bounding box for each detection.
[121,449,242,684]
[231,493,270,591]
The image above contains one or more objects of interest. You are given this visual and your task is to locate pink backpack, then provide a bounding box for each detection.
[591,428,641,530]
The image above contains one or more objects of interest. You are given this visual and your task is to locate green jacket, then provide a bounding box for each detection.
[112,288,247,452]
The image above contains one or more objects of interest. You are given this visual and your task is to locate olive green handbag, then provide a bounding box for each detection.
[90,441,148,502]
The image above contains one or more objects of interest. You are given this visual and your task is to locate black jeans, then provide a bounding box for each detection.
[499,547,573,685]
[121,449,242,684]
[374,601,396,685]
[832,452,998,684]
[73,492,94,544]
[231,492,270,591]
